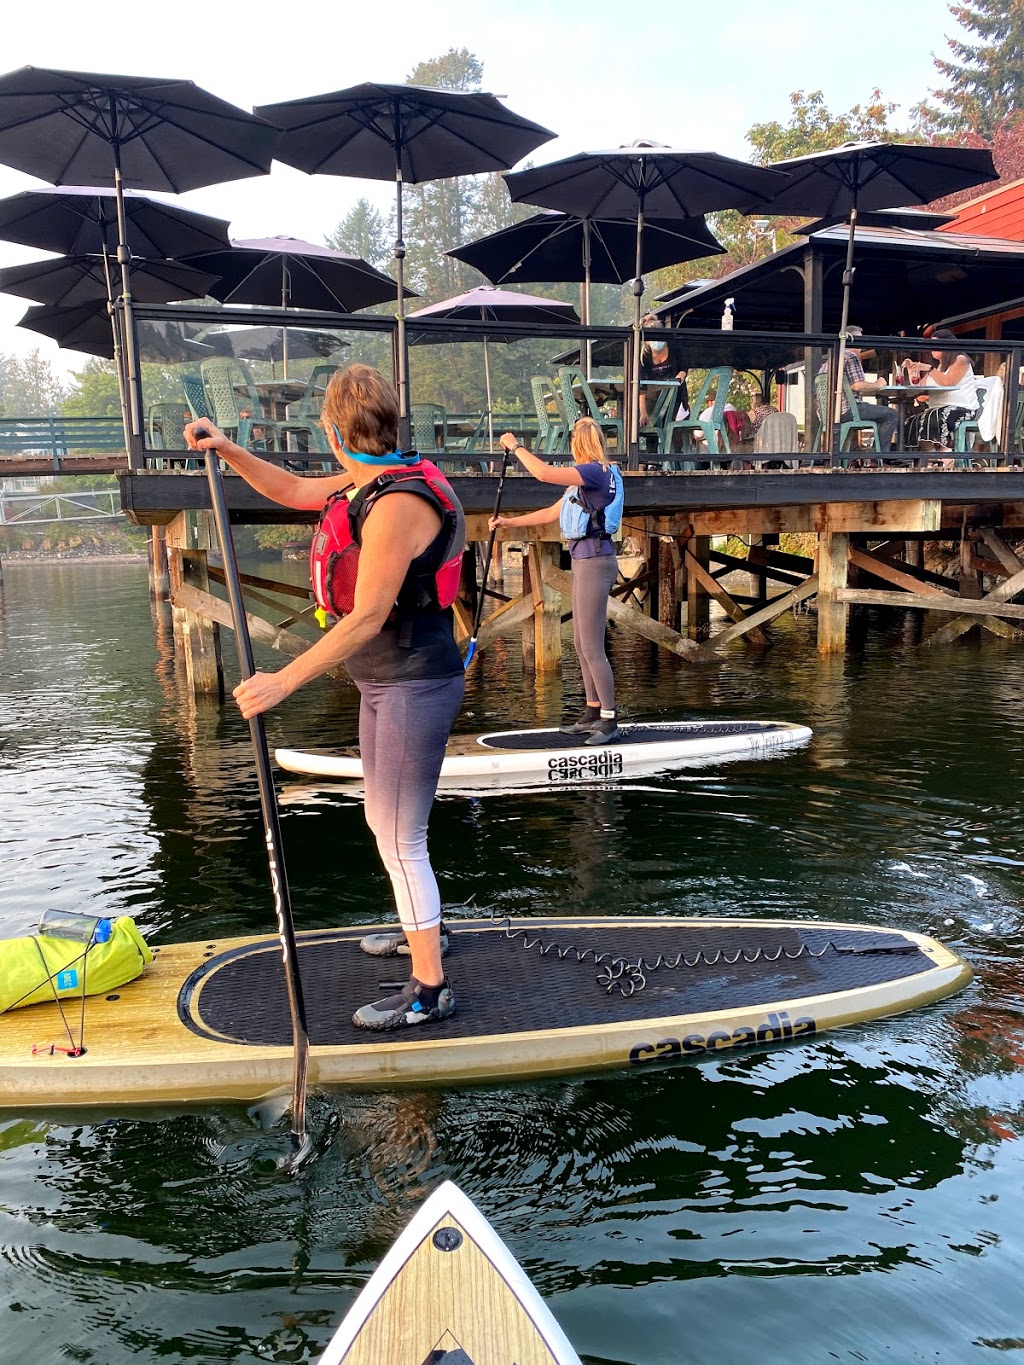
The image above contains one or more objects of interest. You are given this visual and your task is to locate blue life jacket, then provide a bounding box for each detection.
[559,463,624,542]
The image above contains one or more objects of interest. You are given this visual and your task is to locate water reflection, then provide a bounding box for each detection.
[2,563,1024,1363]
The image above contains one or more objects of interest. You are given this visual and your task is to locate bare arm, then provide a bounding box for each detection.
[490,498,563,530]
[928,354,971,386]
[499,433,583,487]
[184,419,350,512]
[232,493,440,717]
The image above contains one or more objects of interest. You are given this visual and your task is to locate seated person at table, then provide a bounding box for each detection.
[903,328,980,451]
[747,388,779,435]
[639,313,689,425]
[817,325,898,451]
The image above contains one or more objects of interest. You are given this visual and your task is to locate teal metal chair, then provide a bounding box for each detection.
[556,366,623,451]
[638,381,680,456]
[200,357,279,452]
[812,372,880,464]
[530,375,566,454]
[662,367,734,466]
[953,383,999,465]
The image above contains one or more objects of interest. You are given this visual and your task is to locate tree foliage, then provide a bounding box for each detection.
[746,89,910,164]
[915,1,1024,139]
[0,349,68,416]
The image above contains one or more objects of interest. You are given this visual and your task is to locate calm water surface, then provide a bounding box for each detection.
[1,559,1023,1364]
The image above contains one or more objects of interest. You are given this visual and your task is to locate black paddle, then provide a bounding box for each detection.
[464,447,513,669]
[201,439,312,1169]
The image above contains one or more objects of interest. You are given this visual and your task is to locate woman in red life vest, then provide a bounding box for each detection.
[184,364,465,1032]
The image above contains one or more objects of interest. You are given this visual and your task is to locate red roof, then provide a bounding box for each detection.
[939,178,1024,241]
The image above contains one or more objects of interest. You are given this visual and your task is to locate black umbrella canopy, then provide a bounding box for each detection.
[0,254,219,307]
[796,206,958,235]
[254,83,555,433]
[182,236,407,311]
[504,144,788,218]
[18,301,215,361]
[196,323,351,364]
[0,185,231,258]
[254,82,555,182]
[745,141,999,218]
[0,66,279,192]
[448,211,725,285]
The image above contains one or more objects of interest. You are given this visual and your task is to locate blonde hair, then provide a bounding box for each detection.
[571,417,609,466]
[321,363,399,456]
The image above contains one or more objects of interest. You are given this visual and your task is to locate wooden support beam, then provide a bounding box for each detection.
[544,564,702,661]
[527,541,562,672]
[656,518,680,631]
[926,562,1024,645]
[171,582,353,679]
[148,525,168,600]
[696,576,820,658]
[683,546,769,645]
[475,591,536,651]
[839,587,1024,623]
[847,546,953,599]
[686,535,711,641]
[165,511,223,697]
[817,532,848,654]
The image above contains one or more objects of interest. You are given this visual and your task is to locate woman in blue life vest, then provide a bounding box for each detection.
[184,364,464,1033]
[490,418,624,744]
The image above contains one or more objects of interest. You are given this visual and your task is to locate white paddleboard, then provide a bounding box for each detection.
[277,719,812,789]
[318,1180,582,1364]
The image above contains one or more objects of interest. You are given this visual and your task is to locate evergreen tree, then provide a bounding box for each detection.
[0,349,68,416]
[916,1,1024,139]
[325,198,392,273]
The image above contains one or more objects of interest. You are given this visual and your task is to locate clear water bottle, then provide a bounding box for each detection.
[37,910,113,944]
[721,298,735,331]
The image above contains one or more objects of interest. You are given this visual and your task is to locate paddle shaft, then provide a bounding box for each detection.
[466,449,512,660]
[203,446,311,1158]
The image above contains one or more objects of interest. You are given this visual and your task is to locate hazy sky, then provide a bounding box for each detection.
[0,0,968,373]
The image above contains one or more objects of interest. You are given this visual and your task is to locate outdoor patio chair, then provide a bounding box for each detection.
[200,357,279,452]
[147,401,192,450]
[638,381,680,458]
[411,402,448,455]
[180,373,210,420]
[752,410,800,468]
[279,365,335,463]
[812,372,880,463]
[953,380,1000,466]
[444,411,490,471]
[530,375,566,454]
[556,366,623,451]
[662,366,734,467]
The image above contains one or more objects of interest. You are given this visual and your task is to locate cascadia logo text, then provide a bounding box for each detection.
[629,1011,817,1063]
[547,752,624,780]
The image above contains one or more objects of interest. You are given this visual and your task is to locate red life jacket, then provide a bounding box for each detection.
[309,458,465,627]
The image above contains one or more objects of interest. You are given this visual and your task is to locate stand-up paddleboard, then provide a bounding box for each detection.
[0,916,969,1110]
[276,719,812,789]
[318,1180,581,1365]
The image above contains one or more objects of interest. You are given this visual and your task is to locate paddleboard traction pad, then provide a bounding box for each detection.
[477,721,794,750]
[179,918,937,1050]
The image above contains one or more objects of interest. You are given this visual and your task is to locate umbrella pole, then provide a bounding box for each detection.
[483,336,494,453]
[394,148,411,448]
[464,448,512,669]
[831,197,859,451]
[204,446,312,1169]
[109,114,144,469]
[583,218,593,381]
[100,246,129,440]
[281,260,290,380]
[629,203,645,470]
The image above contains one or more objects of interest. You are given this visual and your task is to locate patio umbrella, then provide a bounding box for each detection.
[504,143,788,459]
[0,185,231,258]
[196,323,350,370]
[254,82,555,434]
[739,141,999,432]
[18,301,215,362]
[448,210,725,376]
[406,285,579,452]
[182,236,404,376]
[0,66,278,452]
[0,254,219,308]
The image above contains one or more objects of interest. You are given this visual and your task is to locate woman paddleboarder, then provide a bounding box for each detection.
[490,418,624,744]
[184,364,465,1031]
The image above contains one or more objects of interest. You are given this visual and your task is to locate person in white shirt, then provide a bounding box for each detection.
[905,328,980,451]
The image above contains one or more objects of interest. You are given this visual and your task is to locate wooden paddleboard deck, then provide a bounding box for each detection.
[276,719,812,788]
[319,1180,582,1365]
[0,916,970,1110]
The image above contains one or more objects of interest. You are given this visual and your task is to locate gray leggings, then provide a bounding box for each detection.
[571,551,618,710]
[357,674,465,934]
